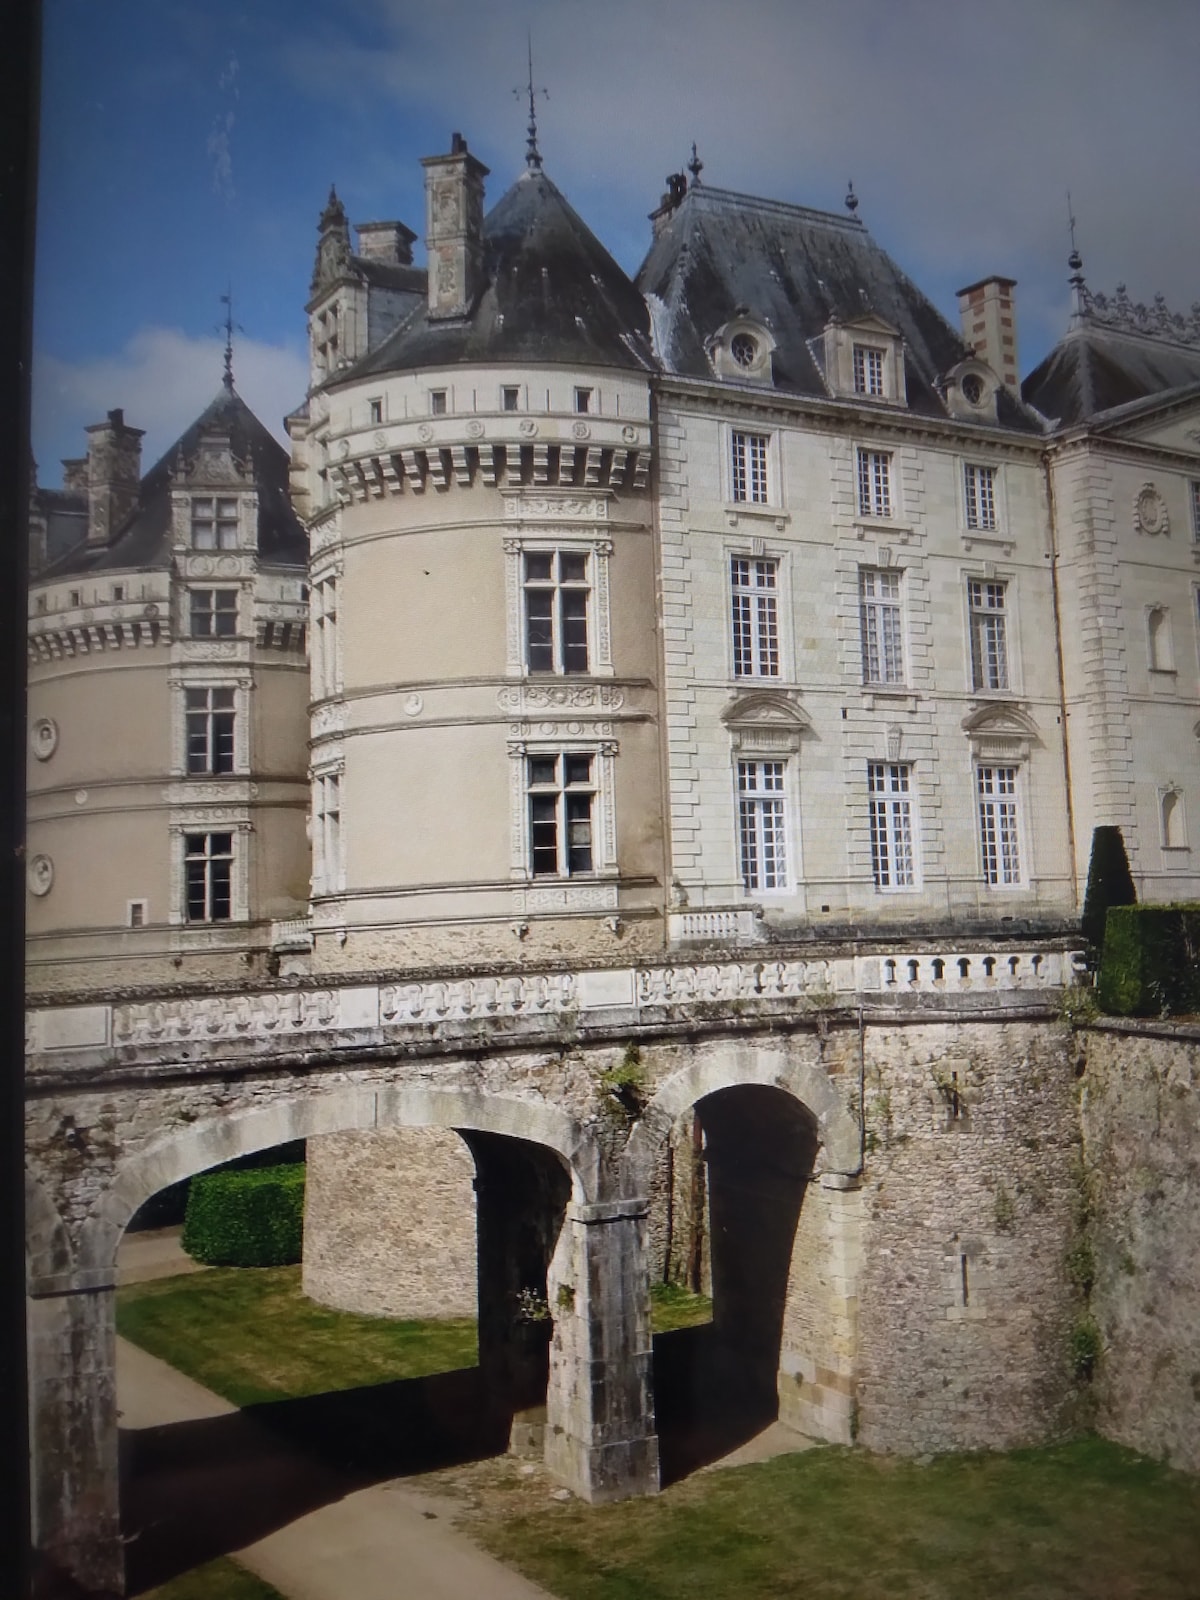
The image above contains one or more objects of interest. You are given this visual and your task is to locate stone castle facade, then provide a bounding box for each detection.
[24,127,1200,1596]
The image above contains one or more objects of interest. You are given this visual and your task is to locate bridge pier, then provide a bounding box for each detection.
[28,1275,123,1598]
[546,1198,659,1502]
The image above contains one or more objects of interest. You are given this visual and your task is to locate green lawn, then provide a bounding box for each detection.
[474,1438,1200,1600]
[648,1281,713,1332]
[141,1556,284,1600]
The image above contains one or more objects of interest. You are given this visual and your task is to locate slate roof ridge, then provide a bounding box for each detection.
[684,183,867,236]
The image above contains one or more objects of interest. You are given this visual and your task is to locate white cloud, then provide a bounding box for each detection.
[32,326,309,485]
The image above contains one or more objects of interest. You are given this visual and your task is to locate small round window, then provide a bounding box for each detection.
[960,373,984,405]
[731,332,758,368]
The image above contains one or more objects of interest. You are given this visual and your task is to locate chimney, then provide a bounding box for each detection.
[420,132,490,320]
[355,220,417,267]
[956,277,1019,390]
[61,458,88,494]
[649,171,689,240]
[84,409,143,548]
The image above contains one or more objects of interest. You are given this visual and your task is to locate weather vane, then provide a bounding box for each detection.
[217,288,243,392]
[514,32,548,170]
[1066,191,1084,272]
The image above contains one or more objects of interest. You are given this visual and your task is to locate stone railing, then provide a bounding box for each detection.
[26,946,1084,1057]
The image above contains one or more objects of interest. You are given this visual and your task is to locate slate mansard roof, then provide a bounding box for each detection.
[41,386,307,580]
[343,168,655,380]
[636,184,1041,432]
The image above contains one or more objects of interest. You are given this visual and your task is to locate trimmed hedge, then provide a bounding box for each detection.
[1096,903,1200,1017]
[182,1163,305,1266]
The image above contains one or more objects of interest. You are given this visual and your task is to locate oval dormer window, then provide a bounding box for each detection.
[961,373,984,405]
[731,332,758,368]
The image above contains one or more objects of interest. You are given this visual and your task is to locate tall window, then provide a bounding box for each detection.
[857,449,892,517]
[737,759,788,891]
[189,588,237,638]
[731,557,780,677]
[977,765,1022,886]
[968,579,1009,690]
[964,463,997,530]
[868,762,915,888]
[314,772,342,890]
[853,345,885,397]
[527,753,594,876]
[524,551,589,673]
[185,832,233,922]
[1191,481,1200,542]
[191,497,239,549]
[731,431,769,504]
[312,576,338,699]
[859,568,904,685]
[185,688,235,775]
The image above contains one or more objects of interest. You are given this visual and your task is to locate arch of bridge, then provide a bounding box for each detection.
[621,1036,861,1189]
[71,1081,597,1281]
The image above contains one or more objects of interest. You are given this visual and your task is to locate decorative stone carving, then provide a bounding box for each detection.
[518,419,539,437]
[503,495,608,521]
[404,693,423,717]
[572,421,591,441]
[496,684,624,713]
[1134,483,1169,537]
[27,855,54,896]
[466,419,484,438]
[30,718,58,761]
[1081,284,1200,347]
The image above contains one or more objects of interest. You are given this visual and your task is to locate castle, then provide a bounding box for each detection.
[24,126,1200,1596]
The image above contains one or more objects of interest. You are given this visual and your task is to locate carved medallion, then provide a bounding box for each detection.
[30,718,58,761]
[466,419,485,438]
[1134,483,1169,536]
[27,855,54,896]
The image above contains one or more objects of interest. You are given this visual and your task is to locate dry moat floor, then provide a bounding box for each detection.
[120,1255,1200,1600]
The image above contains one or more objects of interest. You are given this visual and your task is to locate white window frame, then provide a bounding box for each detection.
[504,537,613,678]
[169,673,250,777]
[730,555,781,679]
[967,577,1011,692]
[736,757,791,893]
[963,462,998,531]
[523,548,592,675]
[183,830,235,923]
[312,765,345,895]
[310,569,342,701]
[856,448,893,519]
[730,429,771,506]
[976,764,1024,888]
[859,568,905,686]
[868,761,917,890]
[853,344,886,397]
[526,751,598,877]
[507,738,619,888]
[185,686,237,777]
[190,495,240,550]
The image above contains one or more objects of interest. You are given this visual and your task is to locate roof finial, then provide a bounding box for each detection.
[218,287,242,392]
[687,142,703,185]
[845,180,859,216]
[1067,190,1087,320]
[514,32,548,170]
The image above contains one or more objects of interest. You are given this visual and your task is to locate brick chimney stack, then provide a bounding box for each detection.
[421,132,489,320]
[84,409,143,548]
[956,277,1019,390]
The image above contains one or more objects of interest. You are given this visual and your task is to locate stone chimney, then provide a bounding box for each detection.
[956,277,1019,390]
[61,458,88,494]
[649,172,689,240]
[420,132,489,320]
[84,409,143,548]
[355,220,417,266]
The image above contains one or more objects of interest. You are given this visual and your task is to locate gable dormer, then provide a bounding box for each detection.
[820,313,907,407]
[707,312,777,386]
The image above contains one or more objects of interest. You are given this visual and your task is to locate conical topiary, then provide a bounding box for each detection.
[1081,825,1136,963]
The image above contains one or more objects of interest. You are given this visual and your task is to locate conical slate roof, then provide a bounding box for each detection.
[1023,321,1200,427]
[343,168,655,379]
[637,184,1041,431]
[41,386,307,578]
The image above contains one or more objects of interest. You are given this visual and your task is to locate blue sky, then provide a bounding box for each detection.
[32,0,1200,481]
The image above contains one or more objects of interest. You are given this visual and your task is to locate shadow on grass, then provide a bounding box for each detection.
[653,1323,779,1485]
[121,1365,511,1596]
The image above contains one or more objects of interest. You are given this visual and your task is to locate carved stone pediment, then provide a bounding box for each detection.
[722,689,810,752]
[173,430,250,490]
[962,702,1039,759]
[834,311,902,340]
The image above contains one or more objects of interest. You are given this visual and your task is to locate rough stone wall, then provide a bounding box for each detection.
[645,1107,710,1293]
[856,1020,1079,1455]
[302,1127,478,1319]
[1082,1024,1200,1472]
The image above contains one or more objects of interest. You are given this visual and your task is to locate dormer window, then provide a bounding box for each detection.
[709,316,777,384]
[502,386,520,411]
[945,359,1000,422]
[368,398,383,425]
[853,345,886,397]
[731,333,758,368]
[191,496,239,550]
[822,315,906,407]
[574,387,592,414]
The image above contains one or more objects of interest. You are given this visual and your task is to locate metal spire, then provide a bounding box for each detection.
[514,33,548,170]
[218,288,242,391]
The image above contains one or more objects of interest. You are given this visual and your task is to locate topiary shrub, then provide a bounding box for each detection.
[1081,825,1136,967]
[1096,904,1200,1017]
[182,1163,305,1266]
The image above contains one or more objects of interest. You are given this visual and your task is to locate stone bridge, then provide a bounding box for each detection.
[25,944,1082,1595]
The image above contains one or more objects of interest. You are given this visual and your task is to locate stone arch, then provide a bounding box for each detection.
[25,1168,74,1289]
[77,1081,595,1277]
[622,1037,860,1192]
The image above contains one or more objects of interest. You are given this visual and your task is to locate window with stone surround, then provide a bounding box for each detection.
[528,753,595,876]
[189,588,237,638]
[964,463,998,530]
[311,575,339,699]
[968,579,1009,690]
[856,448,892,518]
[185,687,235,776]
[1191,481,1200,542]
[731,556,779,678]
[737,758,788,891]
[731,430,769,505]
[977,764,1022,886]
[184,832,233,922]
[853,345,886,397]
[524,550,590,674]
[429,389,447,415]
[859,568,904,685]
[313,770,342,893]
[868,762,916,888]
[191,496,239,549]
